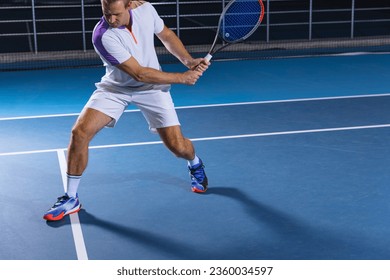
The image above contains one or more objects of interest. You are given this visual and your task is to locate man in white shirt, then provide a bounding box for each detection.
[44,0,210,221]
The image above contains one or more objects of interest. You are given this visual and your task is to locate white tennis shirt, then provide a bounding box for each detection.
[92,2,170,92]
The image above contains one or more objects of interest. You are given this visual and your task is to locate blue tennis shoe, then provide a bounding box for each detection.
[43,194,81,221]
[188,159,208,193]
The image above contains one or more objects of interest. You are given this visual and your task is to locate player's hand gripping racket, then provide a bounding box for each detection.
[204,0,264,62]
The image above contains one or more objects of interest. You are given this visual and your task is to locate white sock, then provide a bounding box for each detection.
[66,174,81,198]
[188,155,200,167]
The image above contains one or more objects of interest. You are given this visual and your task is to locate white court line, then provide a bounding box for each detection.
[1,123,390,157]
[56,150,89,260]
[3,123,390,259]
[0,93,390,121]
[173,93,390,110]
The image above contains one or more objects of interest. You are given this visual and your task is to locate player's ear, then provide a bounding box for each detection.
[126,0,132,9]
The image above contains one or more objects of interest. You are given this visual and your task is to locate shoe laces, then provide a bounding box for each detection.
[189,163,206,181]
[53,195,70,207]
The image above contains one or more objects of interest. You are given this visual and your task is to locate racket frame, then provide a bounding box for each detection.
[205,0,265,61]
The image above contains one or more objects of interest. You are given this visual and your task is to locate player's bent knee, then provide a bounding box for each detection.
[71,125,92,144]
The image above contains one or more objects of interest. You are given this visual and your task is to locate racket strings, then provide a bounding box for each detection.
[219,0,263,43]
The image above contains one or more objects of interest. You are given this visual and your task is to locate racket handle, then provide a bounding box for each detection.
[204,53,212,62]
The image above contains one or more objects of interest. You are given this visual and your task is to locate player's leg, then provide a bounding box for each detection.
[43,108,113,221]
[133,90,208,193]
[157,125,208,193]
[156,125,195,160]
[67,107,113,176]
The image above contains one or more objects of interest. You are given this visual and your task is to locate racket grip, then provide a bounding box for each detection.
[204,53,212,62]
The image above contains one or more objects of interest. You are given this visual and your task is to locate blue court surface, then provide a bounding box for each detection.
[1,54,390,260]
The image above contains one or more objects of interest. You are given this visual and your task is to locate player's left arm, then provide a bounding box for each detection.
[156,26,209,71]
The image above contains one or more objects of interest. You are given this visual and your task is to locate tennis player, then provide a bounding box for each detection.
[44,0,210,221]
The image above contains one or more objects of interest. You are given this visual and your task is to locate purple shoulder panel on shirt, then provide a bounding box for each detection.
[92,17,120,65]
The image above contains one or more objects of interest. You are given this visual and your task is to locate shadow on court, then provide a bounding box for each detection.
[43,186,388,260]
[47,209,197,259]
[206,187,388,259]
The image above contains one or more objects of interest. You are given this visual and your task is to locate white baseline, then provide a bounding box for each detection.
[1,123,390,157]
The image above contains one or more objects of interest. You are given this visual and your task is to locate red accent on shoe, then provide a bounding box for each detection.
[192,186,208,193]
[43,207,81,221]
[43,212,65,221]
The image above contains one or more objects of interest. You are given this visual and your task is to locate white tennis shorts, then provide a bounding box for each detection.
[84,87,180,133]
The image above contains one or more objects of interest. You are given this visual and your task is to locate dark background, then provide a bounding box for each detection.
[1,0,389,53]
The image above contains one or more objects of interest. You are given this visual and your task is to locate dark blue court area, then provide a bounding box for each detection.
[0,54,390,260]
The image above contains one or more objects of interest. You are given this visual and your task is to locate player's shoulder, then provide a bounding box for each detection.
[92,17,116,45]
[131,1,151,9]
[93,18,109,38]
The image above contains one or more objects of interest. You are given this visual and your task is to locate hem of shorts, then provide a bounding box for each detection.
[149,123,181,134]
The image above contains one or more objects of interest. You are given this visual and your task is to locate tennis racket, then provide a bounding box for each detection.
[205,0,265,62]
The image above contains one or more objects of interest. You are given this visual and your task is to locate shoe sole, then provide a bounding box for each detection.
[191,175,208,193]
[192,186,208,193]
[43,204,82,221]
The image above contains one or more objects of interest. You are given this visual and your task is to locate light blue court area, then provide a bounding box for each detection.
[0,152,78,259]
[0,54,390,118]
[0,55,390,260]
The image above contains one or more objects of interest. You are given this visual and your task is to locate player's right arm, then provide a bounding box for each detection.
[117,56,203,86]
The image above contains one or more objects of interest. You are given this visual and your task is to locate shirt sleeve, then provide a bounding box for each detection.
[149,3,164,34]
[100,33,132,66]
